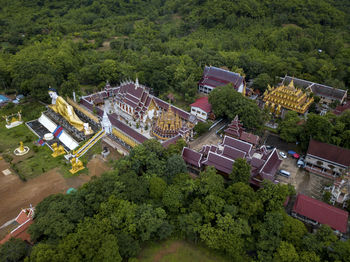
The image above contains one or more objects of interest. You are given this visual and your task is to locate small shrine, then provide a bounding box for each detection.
[152,106,182,140]
[14,141,30,156]
[3,111,23,129]
[263,80,314,115]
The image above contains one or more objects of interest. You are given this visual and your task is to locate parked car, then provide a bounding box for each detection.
[266,145,274,150]
[297,157,305,168]
[278,169,290,177]
[279,151,287,159]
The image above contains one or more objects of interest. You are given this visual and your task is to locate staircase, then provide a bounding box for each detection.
[65,130,105,160]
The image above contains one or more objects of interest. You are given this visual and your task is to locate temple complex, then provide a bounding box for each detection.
[79,79,197,150]
[263,80,314,115]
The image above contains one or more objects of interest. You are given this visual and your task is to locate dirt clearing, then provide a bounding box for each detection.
[0,155,112,226]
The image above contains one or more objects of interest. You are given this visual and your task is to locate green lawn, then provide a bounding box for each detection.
[0,102,88,180]
[138,239,230,262]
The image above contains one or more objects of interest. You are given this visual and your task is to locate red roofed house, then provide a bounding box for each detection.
[0,206,35,245]
[305,139,350,180]
[198,66,245,95]
[190,97,212,120]
[292,194,348,234]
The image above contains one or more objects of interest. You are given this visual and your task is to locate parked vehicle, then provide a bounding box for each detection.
[278,170,290,177]
[279,151,287,159]
[297,157,305,168]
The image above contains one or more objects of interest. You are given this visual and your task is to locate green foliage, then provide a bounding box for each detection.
[0,238,31,262]
[278,111,350,150]
[194,121,211,136]
[229,158,251,184]
[209,84,267,130]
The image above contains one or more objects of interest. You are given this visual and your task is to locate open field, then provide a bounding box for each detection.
[0,154,112,227]
[138,239,230,262]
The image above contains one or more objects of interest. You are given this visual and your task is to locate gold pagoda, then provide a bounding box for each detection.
[263,80,314,115]
[152,106,182,140]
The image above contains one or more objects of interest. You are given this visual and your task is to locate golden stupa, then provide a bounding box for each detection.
[152,106,182,140]
[263,80,314,115]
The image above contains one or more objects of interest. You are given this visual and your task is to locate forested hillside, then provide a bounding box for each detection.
[0,0,349,102]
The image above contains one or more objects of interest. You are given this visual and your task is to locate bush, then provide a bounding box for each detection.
[3,153,13,163]
[194,121,211,136]
[322,191,331,204]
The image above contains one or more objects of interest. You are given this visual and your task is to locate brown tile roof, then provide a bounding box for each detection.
[107,113,148,144]
[240,131,260,146]
[259,148,282,181]
[293,194,348,233]
[307,139,350,167]
[222,136,252,155]
[333,102,350,116]
[162,134,181,148]
[199,66,244,90]
[222,145,246,160]
[202,152,234,174]
[182,147,202,168]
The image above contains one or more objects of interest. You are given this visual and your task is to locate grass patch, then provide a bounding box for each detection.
[0,108,89,180]
[138,239,230,262]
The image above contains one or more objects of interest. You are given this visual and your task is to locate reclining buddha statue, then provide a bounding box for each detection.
[48,88,93,136]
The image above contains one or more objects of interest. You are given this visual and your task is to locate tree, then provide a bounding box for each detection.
[253,73,273,92]
[199,214,250,260]
[149,176,167,200]
[229,158,251,184]
[273,241,299,262]
[209,84,267,130]
[225,182,263,219]
[195,167,225,197]
[194,121,211,136]
[164,154,187,181]
[278,111,303,143]
[0,238,31,262]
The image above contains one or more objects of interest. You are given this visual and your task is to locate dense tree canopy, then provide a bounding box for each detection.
[21,139,350,261]
[0,0,348,103]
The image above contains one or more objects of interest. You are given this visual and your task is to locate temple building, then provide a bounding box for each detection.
[152,106,182,140]
[282,75,348,105]
[263,80,314,115]
[224,115,260,147]
[198,66,245,95]
[181,135,282,187]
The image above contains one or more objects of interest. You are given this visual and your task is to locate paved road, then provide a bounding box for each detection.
[189,120,228,150]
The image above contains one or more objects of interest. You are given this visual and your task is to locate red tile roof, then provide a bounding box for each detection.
[293,194,349,233]
[190,97,212,113]
[307,139,350,167]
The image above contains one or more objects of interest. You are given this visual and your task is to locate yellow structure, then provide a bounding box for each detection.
[48,90,93,136]
[152,106,182,140]
[69,157,84,174]
[51,143,65,157]
[263,80,314,115]
[112,128,137,148]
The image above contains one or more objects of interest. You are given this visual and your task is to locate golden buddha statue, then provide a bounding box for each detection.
[48,88,93,135]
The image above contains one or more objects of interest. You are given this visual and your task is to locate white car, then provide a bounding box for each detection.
[279,151,287,159]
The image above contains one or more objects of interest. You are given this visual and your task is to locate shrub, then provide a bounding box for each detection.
[3,153,13,163]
